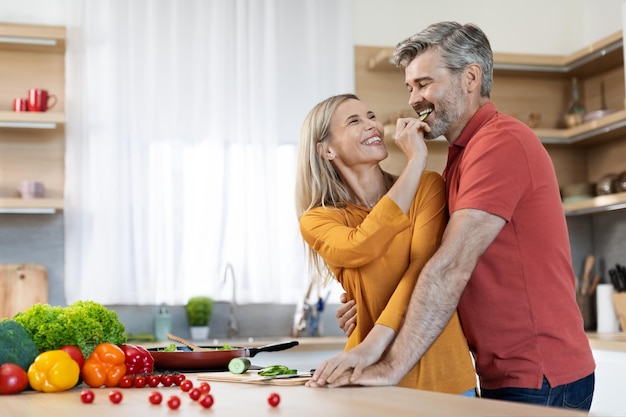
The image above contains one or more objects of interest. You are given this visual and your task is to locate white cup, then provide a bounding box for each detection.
[17,180,45,199]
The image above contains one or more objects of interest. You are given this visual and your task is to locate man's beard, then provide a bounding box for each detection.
[423,81,465,140]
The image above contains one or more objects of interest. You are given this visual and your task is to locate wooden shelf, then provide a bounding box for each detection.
[535,108,626,145]
[493,31,623,78]
[0,198,63,214]
[368,31,623,79]
[0,111,65,129]
[0,22,65,53]
[563,192,626,216]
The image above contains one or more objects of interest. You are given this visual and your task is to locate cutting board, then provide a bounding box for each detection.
[0,264,48,319]
[197,370,311,386]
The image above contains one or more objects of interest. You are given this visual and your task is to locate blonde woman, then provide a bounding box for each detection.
[295,94,475,394]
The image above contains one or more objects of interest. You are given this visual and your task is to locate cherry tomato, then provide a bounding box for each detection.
[109,390,123,404]
[0,363,29,395]
[188,387,201,401]
[161,374,174,387]
[199,393,214,409]
[174,373,186,386]
[133,375,147,388]
[268,392,280,407]
[180,379,193,392]
[198,382,211,394]
[80,389,95,404]
[118,375,133,389]
[60,345,85,369]
[148,391,162,405]
[147,374,161,387]
[167,395,181,410]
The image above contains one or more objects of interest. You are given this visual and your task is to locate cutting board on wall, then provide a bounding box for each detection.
[0,264,48,319]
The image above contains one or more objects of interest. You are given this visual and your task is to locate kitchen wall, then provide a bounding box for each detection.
[1,0,625,337]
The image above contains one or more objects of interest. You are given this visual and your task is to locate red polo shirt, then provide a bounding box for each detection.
[444,102,595,390]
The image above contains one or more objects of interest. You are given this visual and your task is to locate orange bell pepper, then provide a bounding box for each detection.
[81,342,127,388]
[27,350,80,392]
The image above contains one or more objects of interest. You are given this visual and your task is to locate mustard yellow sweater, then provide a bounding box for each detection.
[300,171,475,393]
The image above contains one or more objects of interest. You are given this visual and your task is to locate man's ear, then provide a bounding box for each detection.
[464,63,482,93]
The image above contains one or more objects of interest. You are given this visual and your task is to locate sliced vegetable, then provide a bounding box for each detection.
[258,365,297,377]
[228,357,251,374]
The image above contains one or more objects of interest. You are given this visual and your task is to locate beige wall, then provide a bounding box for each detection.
[353,0,623,54]
[2,0,625,54]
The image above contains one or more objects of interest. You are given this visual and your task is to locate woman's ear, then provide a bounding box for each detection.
[317,142,335,160]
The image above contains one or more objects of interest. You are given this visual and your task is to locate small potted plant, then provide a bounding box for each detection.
[186,296,214,340]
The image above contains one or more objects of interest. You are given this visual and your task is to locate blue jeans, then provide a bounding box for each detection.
[480,373,594,411]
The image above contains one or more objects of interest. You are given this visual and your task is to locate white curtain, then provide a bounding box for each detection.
[64,0,353,305]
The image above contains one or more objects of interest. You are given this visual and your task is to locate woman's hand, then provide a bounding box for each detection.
[336,292,356,337]
[394,117,429,165]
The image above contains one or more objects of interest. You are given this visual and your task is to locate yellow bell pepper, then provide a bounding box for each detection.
[28,350,80,393]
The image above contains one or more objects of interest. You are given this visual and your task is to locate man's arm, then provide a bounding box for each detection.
[324,208,506,386]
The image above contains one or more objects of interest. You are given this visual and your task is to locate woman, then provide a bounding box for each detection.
[295,93,475,394]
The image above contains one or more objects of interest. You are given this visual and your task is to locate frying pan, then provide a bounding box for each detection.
[148,340,298,371]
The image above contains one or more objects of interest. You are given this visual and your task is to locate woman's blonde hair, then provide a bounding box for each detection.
[295,93,396,286]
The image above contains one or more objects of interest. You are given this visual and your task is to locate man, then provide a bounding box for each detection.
[308,21,595,410]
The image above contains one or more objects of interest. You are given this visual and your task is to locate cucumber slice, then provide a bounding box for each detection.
[258,365,297,376]
[228,357,251,374]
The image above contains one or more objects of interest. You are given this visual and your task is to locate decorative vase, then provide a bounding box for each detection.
[189,326,210,341]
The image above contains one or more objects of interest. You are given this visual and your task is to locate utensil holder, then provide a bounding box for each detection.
[612,292,626,331]
[576,293,596,331]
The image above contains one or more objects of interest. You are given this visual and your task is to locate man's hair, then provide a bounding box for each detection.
[394,21,494,97]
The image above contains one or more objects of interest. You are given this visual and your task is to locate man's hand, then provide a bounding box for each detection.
[307,324,395,388]
[336,292,356,337]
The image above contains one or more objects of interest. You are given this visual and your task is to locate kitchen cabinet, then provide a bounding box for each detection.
[586,333,626,415]
[355,30,626,217]
[590,348,626,416]
[0,22,66,214]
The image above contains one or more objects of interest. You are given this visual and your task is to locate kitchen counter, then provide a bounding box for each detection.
[144,336,347,351]
[586,332,626,352]
[1,374,587,417]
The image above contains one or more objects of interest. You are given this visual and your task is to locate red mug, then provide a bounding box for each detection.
[28,88,57,112]
[13,97,29,112]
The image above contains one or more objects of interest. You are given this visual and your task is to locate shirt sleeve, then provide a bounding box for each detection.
[453,130,532,221]
[299,197,411,269]
[376,172,448,331]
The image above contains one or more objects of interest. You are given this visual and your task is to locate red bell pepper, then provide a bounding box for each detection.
[120,343,155,375]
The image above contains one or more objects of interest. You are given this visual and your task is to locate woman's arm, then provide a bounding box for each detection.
[300,118,430,268]
[310,173,447,386]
